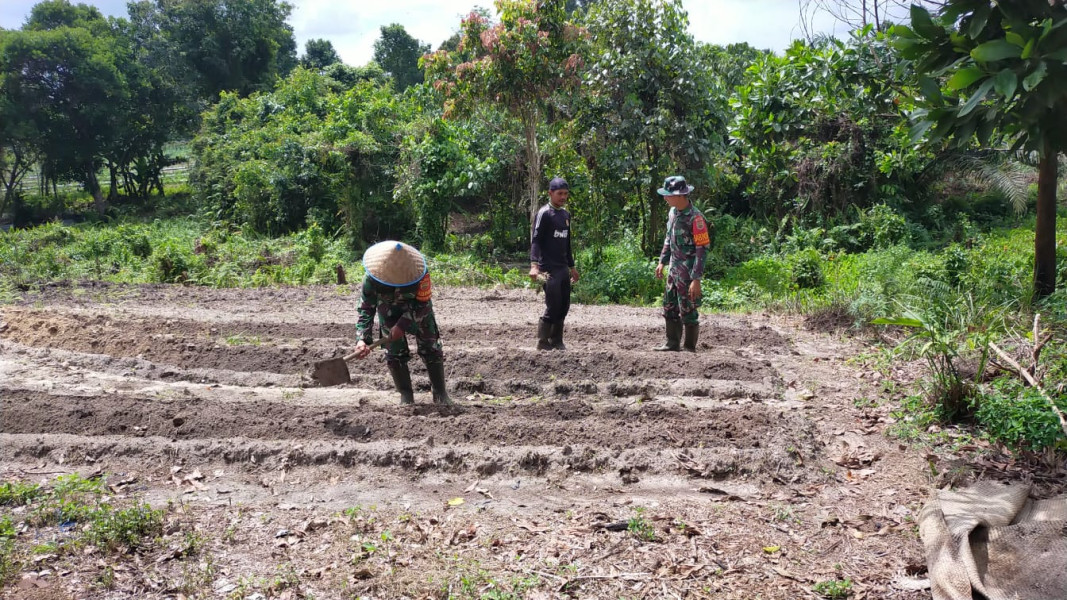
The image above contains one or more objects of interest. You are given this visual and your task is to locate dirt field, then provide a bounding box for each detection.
[1,282,943,599]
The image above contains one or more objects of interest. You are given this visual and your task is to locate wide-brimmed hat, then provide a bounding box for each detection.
[362,241,427,287]
[657,175,694,196]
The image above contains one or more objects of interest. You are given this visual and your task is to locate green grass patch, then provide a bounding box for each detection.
[0,481,42,506]
[0,473,164,587]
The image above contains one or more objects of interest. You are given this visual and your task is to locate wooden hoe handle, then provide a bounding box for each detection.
[342,336,390,362]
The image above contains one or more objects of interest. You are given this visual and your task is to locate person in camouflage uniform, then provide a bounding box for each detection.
[653,175,711,352]
[353,241,452,405]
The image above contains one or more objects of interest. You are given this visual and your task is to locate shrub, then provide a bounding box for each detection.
[150,240,199,283]
[789,248,824,290]
[860,204,909,249]
[574,234,660,305]
[976,381,1067,451]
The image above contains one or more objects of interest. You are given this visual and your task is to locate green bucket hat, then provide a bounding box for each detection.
[657,175,694,196]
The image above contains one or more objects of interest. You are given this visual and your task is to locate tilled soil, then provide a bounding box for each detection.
[1,282,935,599]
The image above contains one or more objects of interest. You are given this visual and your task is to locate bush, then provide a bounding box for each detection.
[150,240,200,283]
[574,234,660,305]
[789,248,824,290]
[976,381,1067,451]
[860,204,909,249]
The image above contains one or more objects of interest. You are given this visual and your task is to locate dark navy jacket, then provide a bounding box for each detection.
[530,203,574,270]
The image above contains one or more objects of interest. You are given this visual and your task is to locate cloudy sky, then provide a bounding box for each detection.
[1,0,863,64]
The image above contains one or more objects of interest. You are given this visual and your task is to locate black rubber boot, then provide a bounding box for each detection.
[653,319,682,351]
[550,321,566,350]
[388,362,415,405]
[683,323,699,352]
[536,320,553,351]
[426,360,453,405]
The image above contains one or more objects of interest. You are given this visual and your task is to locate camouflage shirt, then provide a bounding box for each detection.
[355,274,434,344]
[658,204,710,280]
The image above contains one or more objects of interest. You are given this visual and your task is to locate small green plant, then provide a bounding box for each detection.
[814,578,853,598]
[225,334,262,346]
[874,284,1002,421]
[852,397,878,409]
[627,508,656,542]
[96,565,116,590]
[0,481,42,506]
[771,503,800,524]
[85,503,165,551]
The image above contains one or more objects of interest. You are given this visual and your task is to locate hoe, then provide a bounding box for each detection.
[311,337,390,386]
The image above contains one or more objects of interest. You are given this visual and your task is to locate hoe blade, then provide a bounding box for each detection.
[312,356,351,386]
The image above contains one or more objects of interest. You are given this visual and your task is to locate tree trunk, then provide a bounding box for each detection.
[87,171,106,215]
[644,141,664,256]
[108,161,118,201]
[1034,146,1058,298]
[522,109,542,236]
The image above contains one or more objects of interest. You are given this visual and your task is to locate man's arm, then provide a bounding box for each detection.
[659,210,674,265]
[529,207,545,278]
[355,281,378,340]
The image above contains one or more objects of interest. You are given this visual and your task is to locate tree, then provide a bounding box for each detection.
[894,1,1067,298]
[799,0,945,36]
[373,24,430,92]
[699,42,768,92]
[423,0,586,227]
[301,38,341,70]
[0,14,129,214]
[143,0,298,99]
[577,0,724,254]
[0,43,41,220]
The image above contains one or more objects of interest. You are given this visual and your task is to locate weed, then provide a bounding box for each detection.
[0,481,42,506]
[96,565,116,590]
[281,388,304,401]
[223,522,239,544]
[771,503,800,524]
[0,516,17,586]
[225,334,262,346]
[85,502,165,551]
[627,507,656,542]
[852,397,878,409]
[814,578,853,598]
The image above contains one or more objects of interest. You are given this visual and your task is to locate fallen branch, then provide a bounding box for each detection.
[559,572,650,592]
[989,341,1067,438]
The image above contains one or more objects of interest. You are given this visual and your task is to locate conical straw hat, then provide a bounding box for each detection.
[362,241,427,286]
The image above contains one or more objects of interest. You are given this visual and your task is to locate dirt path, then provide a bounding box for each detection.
[1,282,934,599]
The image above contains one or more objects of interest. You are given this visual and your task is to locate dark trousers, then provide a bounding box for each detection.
[540,267,571,324]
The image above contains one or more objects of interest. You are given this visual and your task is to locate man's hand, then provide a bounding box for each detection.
[529,264,541,281]
[570,267,580,283]
[389,324,404,341]
[655,263,665,280]
[689,279,702,301]
[353,340,371,360]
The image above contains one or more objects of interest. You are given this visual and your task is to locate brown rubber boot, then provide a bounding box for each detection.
[536,320,553,351]
[550,321,566,350]
[653,319,682,351]
[387,362,415,405]
[683,323,699,352]
[426,360,453,405]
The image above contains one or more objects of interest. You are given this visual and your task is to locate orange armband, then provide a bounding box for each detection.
[416,273,432,302]
[692,215,710,246]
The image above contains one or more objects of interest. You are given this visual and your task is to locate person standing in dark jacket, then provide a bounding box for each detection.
[529,177,580,350]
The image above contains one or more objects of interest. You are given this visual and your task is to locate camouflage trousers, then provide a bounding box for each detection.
[662,267,701,325]
[377,302,444,366]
